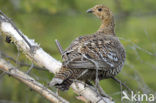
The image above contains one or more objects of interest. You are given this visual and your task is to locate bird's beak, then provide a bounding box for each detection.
[86,8,93,13]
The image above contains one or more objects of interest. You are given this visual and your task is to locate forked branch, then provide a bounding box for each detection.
[0,58,69,103]
[0,10,114,103]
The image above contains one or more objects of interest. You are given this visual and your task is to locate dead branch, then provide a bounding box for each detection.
[0,51,45,71]
[0,71,6,79]
[0,58,69,103]
[111,77,132,92]
[0,10,114,103]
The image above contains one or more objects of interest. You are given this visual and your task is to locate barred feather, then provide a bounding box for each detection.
[50,5,126,91]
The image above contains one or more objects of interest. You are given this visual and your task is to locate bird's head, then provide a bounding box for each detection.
[87,4,113,21]
[86,5,115,35]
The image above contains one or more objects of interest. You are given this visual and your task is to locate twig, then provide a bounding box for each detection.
[0,10,32,48]
[55,39,64,55]
[16,48,20,65]
[0,51,45,71]
[0,58,69,103]
[111,77,132,92]
[0,100,18,103]
[97,84,112,100]
[0,11,62,73]
[0,10,114,103]
[0,72,6,79]
[26,63,34,74]
[119,79,123,103]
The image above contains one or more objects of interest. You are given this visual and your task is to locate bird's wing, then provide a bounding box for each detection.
[62,35,125,71]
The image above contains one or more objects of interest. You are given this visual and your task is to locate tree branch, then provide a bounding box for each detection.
[0,58,69,103]
[0,10,114,103]
[0,51,45,71]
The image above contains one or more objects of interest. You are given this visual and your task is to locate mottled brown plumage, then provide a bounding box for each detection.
[49,5,126,91]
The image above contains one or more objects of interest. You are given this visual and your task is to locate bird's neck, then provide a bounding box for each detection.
[97,17,115,36]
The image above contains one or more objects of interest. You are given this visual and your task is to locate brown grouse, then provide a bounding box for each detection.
[49,4,126,91]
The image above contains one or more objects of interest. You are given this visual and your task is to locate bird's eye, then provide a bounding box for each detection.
[98,8,102,12]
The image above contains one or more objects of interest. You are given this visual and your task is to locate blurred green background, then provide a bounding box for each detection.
[0,0,156,103]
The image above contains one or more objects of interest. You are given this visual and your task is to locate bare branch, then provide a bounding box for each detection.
[0,10,114,103]
[26,63,34,74]
[0,58,69,103]
[0,71,6,79]
[0,11,62,74]
[0,10,32,48]
[0,100,18,103]
[111,77,132,92]
[0,51,45,71]
[55,39,64,55]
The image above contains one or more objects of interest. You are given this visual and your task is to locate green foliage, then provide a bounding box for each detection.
[0,0,156,103]
[21,0,58,13]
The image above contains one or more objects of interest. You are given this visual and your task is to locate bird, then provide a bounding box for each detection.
[49,4,126,91]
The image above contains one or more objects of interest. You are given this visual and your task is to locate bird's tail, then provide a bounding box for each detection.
[49,67,79,91]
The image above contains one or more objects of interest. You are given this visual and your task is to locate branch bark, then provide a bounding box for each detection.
[0,51,46,71]
[0,11,114,103]
[0,58,69,103]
